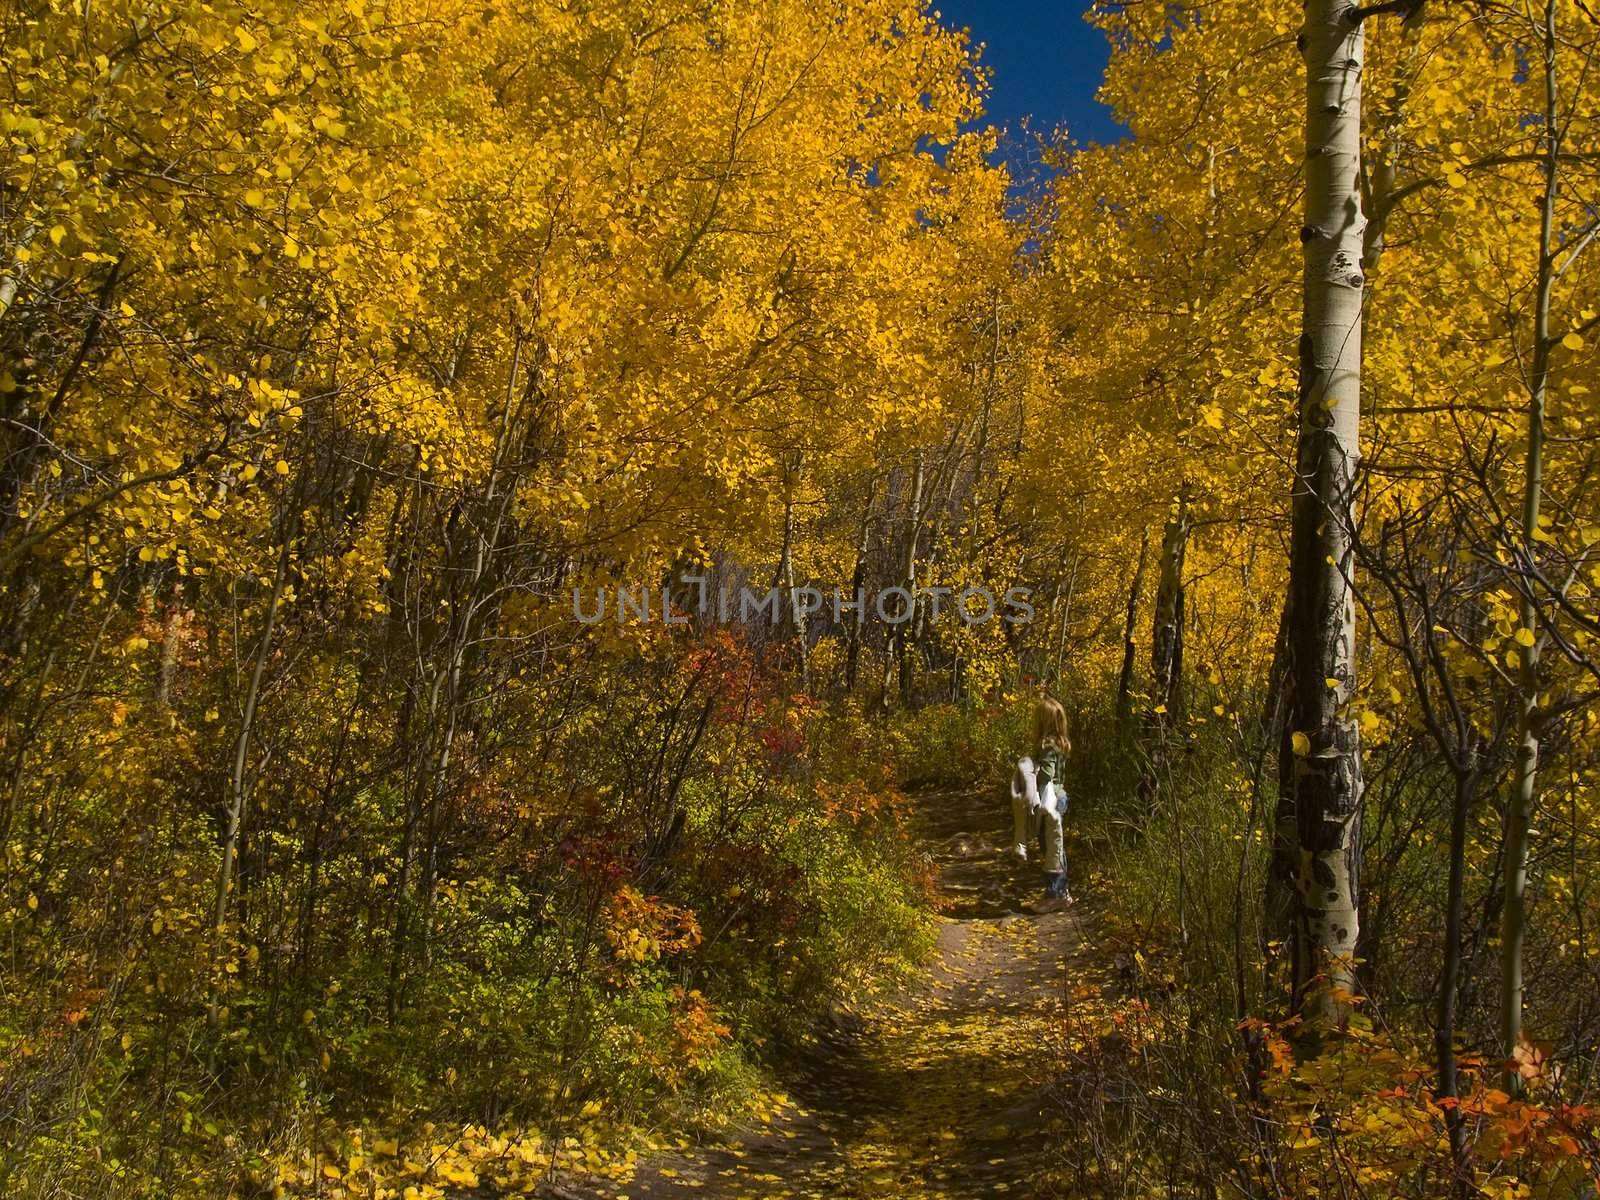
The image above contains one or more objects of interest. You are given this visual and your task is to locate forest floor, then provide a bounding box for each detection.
[537,789,1110,1199]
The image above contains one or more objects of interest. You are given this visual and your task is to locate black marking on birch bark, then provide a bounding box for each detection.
[1312,856,1338,889]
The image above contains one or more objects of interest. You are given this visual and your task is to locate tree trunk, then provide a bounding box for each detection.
[1264,598,1297,954]
[1438,761,1476,1194]
[1051,555,1079,687]
[390,330,531,1016]
[1284,0,1367,1025]
[1361,2,1427,274]
[1502,0,1559,1093]
[1116,528,1152,727]
[156,592,183,709]
[843,477,877,695]
[210,500,299,1031]
[882,451,923,712]
[1139,496,1188,807]
[775,459,809,687]
[1150,495,1188,721]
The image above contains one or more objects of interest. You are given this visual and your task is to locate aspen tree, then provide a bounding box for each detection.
[1502,0,1559,1094]
[1284,0,1368,1021]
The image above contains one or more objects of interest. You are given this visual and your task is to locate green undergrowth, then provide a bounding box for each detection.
[3,651,966,1198]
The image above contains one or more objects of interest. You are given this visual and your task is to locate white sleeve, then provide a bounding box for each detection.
[1011,756,1041,812]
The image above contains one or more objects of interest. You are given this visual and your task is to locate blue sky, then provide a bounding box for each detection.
[934,0,1125,155]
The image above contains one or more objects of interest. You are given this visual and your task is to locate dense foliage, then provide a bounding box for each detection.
[3,0,1600,1197]
[0,1,1015,1192]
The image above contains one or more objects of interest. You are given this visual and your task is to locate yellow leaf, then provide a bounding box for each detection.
[1562,331,1585,352]
[1291,731,1311,756]
[1514,627,1535,647]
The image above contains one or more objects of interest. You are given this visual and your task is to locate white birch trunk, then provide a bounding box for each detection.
[1285,0,1367,1023]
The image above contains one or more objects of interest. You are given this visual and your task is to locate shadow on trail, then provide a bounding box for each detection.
[541,787,1102,1200]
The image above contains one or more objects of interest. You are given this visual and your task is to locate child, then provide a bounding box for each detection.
[1012,696,1073,910]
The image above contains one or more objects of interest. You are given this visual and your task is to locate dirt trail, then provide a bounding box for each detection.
[546,788,1107,1199]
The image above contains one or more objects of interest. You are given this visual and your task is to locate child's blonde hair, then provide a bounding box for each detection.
[1031,696,1072,756]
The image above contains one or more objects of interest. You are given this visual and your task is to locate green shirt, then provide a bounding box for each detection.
[1036,744,1067,794]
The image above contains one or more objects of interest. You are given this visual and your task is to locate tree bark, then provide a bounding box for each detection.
[1502,0,1559,1093]
[1116,528,1152,726]
[1438,761,1476,1194]
[1113,534,1152,723]
[1264,598,1297,954]
[881,451,923,712]
[775,458,809,688]
[1284,0,1367,1024]
[1150,495,1189,721]
[843,477,877,695]
[1051,556,1079,688]
[210,499,299,1031]
[1139,495,1188,807]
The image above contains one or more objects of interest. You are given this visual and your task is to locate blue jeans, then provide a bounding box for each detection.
[1010,762,1070,898]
